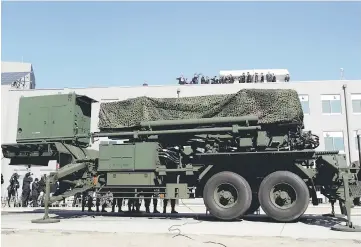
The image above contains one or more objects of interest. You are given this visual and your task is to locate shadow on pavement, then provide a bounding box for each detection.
[2,208,352,229]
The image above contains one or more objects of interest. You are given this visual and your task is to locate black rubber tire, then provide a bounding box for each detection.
[203,171,252,220]
[245,195,260,215]
[258,171,309,222]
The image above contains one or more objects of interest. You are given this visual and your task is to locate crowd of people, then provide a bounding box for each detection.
[4,172,48,207]
[176,72,290,85]
[76,191,178,214]
[2,172,178,214]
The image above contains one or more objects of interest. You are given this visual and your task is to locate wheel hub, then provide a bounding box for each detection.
[270,183,297,209]
[214,183,238,209]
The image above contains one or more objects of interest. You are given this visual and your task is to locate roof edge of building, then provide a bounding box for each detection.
[5,79,361,92]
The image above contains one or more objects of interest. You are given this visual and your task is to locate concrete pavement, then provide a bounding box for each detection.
[2,203,361,247]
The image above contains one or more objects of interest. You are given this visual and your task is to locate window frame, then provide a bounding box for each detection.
[321,94,342,115]
[351,94,361,114]
[298,94,310,115]
[323,131,345,153]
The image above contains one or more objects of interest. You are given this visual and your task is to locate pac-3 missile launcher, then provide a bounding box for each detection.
[2,89,361,232]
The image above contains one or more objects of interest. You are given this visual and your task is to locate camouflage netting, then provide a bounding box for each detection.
[98,89,304,130]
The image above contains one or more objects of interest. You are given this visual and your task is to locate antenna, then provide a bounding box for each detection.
[340,68,344,80]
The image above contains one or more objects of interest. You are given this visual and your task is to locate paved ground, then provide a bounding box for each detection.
[2,204,361,247]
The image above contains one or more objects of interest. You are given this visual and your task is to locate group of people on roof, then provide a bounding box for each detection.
[176,72,290,85]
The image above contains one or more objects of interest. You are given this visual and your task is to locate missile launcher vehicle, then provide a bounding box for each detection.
[2,89,361,232]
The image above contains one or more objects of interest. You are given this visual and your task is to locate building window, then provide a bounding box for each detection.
[323,131,345,152]
[321,95,341,114]
[351,94,361,114]
[299,95,310,114]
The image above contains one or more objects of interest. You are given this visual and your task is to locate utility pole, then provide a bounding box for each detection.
[342,84,352,166]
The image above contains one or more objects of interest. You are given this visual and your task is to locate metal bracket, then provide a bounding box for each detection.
[331,173,361,232]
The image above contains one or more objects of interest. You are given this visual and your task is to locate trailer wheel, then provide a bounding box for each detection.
[258,171,309,222]
[245,196,260,215]
[203,171,252,220]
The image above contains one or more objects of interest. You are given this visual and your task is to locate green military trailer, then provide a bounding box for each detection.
[2,89,361,232]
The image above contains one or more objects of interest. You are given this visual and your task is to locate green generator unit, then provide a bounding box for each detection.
[16,92,96,145]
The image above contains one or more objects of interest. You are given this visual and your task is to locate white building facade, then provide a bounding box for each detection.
[1,79,361,203]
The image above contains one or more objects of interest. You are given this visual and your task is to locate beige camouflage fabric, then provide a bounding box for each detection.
[98,89,303,130]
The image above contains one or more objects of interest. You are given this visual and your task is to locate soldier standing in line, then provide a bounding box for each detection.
[21,172,33,207]
[95,191,101,212]
[144,190,160,213]
[81,191,94,212]
[163,199,178,214]
[1,174,4,185]
[111,193,123,213]
[81,192,86,212]
[101,190,113,212]
[31,178,40,207]
[81,191,93,212]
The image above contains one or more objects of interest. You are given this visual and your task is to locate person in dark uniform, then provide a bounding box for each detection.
[1,174,4,185]
[88,191,95,212]
[81,191,90,212]
[200,76,205,84]
[240,73,246,83]
[219,76,223,84]
[272,73,276,82]
[37,175,46,206]
[72,193,82,207]
[285,74,290,82]
[191,74,199,84]
[31,178,40,207]
[254,73,259,83]
[229,75,235,84]
[38,175,46,193]
[80,190,94,212]
[127,198,140,212]
[260,73,265,83]
[95,192,101,212]
[205,76,210,84]
[111,193,123,212]
[7,173,20,207]
[101,191,113,212]
[144,190,160,213]
[21,172,33,207]
[266,72,272,82]
[246,72,252,83]
[163,199,178,214]
[176,75,186,85]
